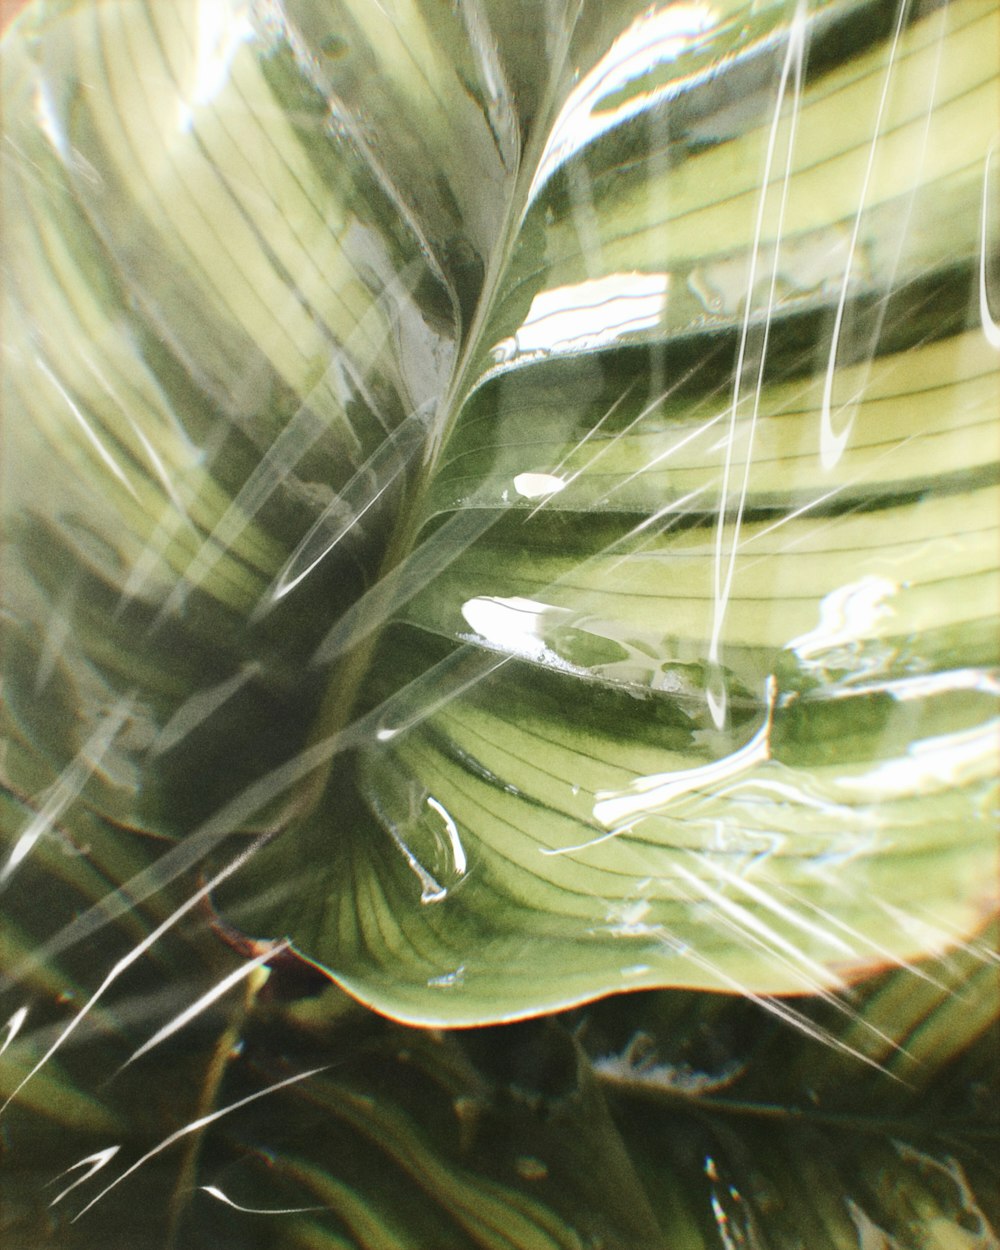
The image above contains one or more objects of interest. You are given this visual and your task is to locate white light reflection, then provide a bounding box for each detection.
[603,897,661,938]
[35,593,76,694]
[33,80,69,159]
[177,2,255,132]
[522,384,639,520]
[427,965,466,989]
[2,648,505,994]
[599,409,725,507]
[593,1043,743,1093]
[527,4,715,203]
[49,1146,121,1208]
[834,719,999,803]
[269,410,428,606]
[819,0,912,469]
[708,1,807,729]
[590,675,777,832]
[491,272,669,363]
[0,1006,28,1056]
[980,139,1000,348]
[0,698,133,888]
[36,359,139,500]
[72,1066,330,1221]
[710,1189,742,1250]
[83,353,196,529]
[374,647,510,742]
[690,852,856,959]
[388,827,447,905]
[0,842,262,1118]
[426,796,467,876]
[121,941,288,1070]
[461,594,572,665]
[200,1185,324,1216]
[786,576,897,661]
[845,668,1000,704]
[671,860,836,987]
[312,508,501,667]
[384,791,467,905]
[513,472,568,499]
[873,901,975,963]
[657,925,903,1074]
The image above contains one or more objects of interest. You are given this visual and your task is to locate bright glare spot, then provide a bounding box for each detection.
[33,81,68,158]
[462,595,566,661]
[427,965,466,989]
[529,4,716,201]
[1,698,133,886]
[492,272,669,362]
[835,720,999,802]
[178,3,255,131]
[1,1006,28,1056]
[50,1147,121,1208]
[386,824,448,905]
[426,796,467,876]
[787,576,897,660]
[592,675,777,829]
[882,669,1000,702]
[200,1185,323,1216]
[513,472,567,499]
[3,832,38,879]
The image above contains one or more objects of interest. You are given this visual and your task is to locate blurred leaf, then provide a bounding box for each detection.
[166,933,999,1249]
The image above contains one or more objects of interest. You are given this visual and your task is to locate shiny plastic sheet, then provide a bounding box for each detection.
[1,0,998,1246]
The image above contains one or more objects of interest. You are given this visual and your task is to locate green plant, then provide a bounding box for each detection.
[1,0,998,1246]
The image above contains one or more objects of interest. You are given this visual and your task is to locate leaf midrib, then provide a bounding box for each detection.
[294,5,588,811]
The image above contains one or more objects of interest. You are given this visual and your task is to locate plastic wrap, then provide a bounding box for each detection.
[1,0,997,1245]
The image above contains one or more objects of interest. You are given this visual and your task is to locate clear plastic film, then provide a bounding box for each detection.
[1,0,997,1246]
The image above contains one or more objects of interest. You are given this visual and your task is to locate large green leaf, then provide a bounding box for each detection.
[2,0,997,1024]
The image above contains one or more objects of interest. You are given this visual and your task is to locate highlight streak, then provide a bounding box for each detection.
[200,1185,324,1216]
[72,1066,330,1220]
